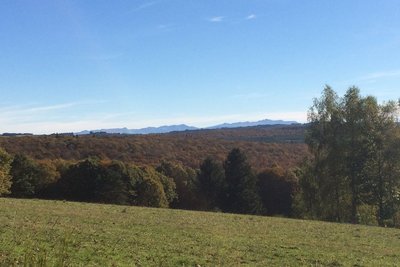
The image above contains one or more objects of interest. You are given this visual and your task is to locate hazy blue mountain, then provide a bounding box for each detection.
[128,124,198,134]
[75,119,298,135]
[207,119,298,129]
[75,125,198,135]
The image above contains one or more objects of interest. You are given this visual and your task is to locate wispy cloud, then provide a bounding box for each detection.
[0,100,108,134]
[207,16,224,23]
[0,108,307,134]
[246,14,257,20]
[130,1,157,12]
[1,102,79,117]
[358,69,400,81]
[232,92,272,100]
[89,52,123,61]
[27,103,80,113]
[157,24,175,32]
[0,119,127,135]
[207,14,257,24]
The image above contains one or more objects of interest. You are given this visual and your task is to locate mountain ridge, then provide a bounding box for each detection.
[75,119,298,135]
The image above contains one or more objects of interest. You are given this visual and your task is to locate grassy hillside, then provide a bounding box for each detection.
[1,198,399,266]
[0,125,307,171]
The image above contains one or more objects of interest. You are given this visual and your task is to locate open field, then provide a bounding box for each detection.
[1,198,399,266]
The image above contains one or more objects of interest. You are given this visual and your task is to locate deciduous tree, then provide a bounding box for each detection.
[0,148,12,196]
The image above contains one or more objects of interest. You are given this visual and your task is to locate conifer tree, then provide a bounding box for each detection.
[223,148,262,214]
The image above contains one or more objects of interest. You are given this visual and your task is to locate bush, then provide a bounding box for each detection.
[257,164,298,216]
[357,205,378,226]
[10,154,58,198]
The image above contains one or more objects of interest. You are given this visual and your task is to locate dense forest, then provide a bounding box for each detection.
[0,124,307,171]
[0,147,297,217]
[1,87,399,227]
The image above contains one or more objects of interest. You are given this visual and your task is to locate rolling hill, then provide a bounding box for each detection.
[1,198,399,266]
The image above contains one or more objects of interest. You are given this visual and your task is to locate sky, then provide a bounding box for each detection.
[0,0,399,134]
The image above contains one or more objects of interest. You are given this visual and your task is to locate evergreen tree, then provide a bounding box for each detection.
[196,157,226,210]
[223,148,262,214]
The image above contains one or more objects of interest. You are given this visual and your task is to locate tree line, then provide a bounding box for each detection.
[1,86,399,227]
[295,86,400,227]
[0,148,297,216]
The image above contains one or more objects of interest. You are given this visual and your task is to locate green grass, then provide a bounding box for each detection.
[0,198,399,266]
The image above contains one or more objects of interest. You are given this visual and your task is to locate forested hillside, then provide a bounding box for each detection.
[1,87,399,227]
[0,124,307,171]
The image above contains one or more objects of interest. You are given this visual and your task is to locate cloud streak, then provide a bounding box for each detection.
[232,92,273,100]
[26,103,80,113]
[1,102,78,118]
[207,16,224,23]
[0,100,109,133]
[358,69,400,81]
[206,14,257,24]
[157,24,175,32]
[130,1,157,12]
[0,108,307,134]
[1,100,106,115]
[246,14,257,20]
[89,52,124,61]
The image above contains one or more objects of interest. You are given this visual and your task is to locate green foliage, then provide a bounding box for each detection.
[156,161,198,209]
[358,204,379,226]
[134,166,170,208]
[10,154,51,198]
[292,160,321,219]
[157,171,177,205]
[195,157,226,211]
[10,155,37,197]
[223,148,262,214]
[302,86,400,224]
[0,148,12,196]
[58,157,101,202]
[93,161,136,205]
[258,164,298,216]
[55,158,176,208]
[3,147,300,217]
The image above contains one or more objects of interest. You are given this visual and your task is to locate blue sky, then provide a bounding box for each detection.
[0,0,399,134]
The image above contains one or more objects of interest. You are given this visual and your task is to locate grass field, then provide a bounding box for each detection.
[0,198,399,266]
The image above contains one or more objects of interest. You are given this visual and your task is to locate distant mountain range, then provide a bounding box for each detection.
[76,124,198,135]
[208,119,298,129]
[75,119,298,135]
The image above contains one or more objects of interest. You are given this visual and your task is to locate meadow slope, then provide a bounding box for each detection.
[1,198,399,266]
